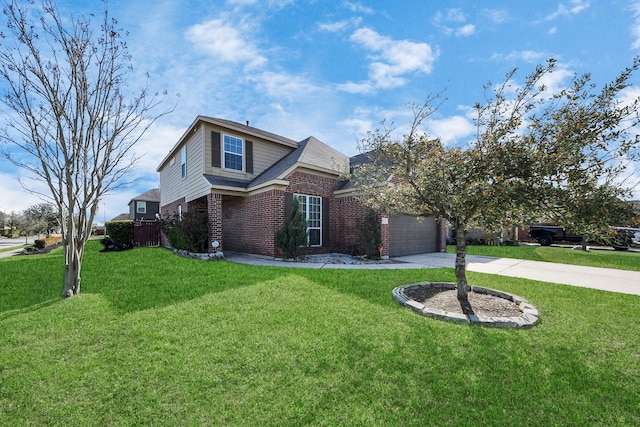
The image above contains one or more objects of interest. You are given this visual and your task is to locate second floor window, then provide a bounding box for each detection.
[181,146,187,178]
[223,135,243,171]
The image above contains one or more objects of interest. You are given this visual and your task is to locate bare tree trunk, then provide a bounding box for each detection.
[455,225,474,315]
[62,243,83,298]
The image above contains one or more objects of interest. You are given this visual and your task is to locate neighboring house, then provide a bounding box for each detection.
[111,213,130,221]
[128,189,161,221]
[157,116,445,258]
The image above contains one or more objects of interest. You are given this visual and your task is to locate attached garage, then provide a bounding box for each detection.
[388,215,439,256]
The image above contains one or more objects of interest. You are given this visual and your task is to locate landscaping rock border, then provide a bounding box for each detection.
[393,282,540,328]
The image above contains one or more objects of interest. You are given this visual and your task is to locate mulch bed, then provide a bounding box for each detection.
[403,286,523,317]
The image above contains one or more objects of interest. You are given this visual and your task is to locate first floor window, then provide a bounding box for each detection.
[136,201,147,214]
[294,194,322,246]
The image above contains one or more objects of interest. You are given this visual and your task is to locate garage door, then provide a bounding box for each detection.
[388,215,438,256]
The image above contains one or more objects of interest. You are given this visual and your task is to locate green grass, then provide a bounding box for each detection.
[1,241,639,426]
[447,244,640,271]
[0,244,26,253]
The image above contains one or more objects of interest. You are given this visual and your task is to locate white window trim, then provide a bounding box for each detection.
[294,193,322,247]
[222,133,245,172]
[136,201,147,214]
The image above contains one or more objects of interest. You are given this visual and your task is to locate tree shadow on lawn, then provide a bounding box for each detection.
[0,253,65,319]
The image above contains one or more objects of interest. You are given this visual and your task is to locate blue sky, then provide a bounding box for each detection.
[2,0,640,221]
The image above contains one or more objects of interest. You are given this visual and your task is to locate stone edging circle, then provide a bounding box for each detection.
[393,282,540,328]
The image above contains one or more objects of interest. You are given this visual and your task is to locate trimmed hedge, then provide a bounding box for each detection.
[105,220,134,246]
[33,236,62,249]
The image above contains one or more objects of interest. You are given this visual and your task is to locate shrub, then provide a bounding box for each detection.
[106,221,134,247]
[356,209,382,259]
[33,236,62,249]
[161,209,209,253]
[276,198,308,260]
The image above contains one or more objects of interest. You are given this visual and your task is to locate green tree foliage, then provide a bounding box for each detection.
[357,209,382,259]
[353,59,640,314]
[22,203,58,236]
[276,198,308,260]
[161,210,209,253]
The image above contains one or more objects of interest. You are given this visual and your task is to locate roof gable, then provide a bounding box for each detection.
[248,136,348,189]
[129,188,160,204]
[157,116,298,171]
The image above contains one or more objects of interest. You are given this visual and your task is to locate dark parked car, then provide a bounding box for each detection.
[527,225,582,247]
[528,225,640,250]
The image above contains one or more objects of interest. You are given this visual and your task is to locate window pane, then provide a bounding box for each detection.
[225,153,243,171]
[223,135,244,170]
[308,228,321,246]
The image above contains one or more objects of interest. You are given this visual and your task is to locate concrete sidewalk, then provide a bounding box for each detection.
[226,251,640,296]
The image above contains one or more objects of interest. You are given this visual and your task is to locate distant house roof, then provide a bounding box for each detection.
[129,189,160,205]
[111,213,130,221]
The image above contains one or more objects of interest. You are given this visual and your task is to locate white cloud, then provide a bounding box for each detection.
[629,2,640,50]
[537,0,590,22]
[433,8,476,36]
[340,28,438,93]
[134,121,187,175]
[344,1,375,14]
[492,50,550,63]
[456,24,475,37]
[186,17,267,69]
[483,9,510,24]
[426,115,475,146]
[253,71,323,101]
[318,17,362,33]
[537,65,574,93]
[0,172,49,214]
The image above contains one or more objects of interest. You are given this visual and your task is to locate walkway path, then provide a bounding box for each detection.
[226,251,640,296]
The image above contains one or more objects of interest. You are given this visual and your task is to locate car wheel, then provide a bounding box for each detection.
[612,245,629,251]
[538,235,553,246]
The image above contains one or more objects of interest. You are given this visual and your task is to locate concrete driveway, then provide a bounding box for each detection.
[226,250,640,297]
[394,252,640,296]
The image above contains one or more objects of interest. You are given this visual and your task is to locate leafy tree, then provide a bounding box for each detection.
[353,59,640,314]
[276,198,308,260]
[527,59,640,248]
[356,209,382,259]
[22,203,58,236]
[0,1,172,297]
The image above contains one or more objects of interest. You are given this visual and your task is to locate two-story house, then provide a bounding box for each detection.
[128,188,161,221]
[157,116,445,258]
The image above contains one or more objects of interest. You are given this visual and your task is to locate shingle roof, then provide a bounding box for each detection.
[129,188,160,203]
[247,136,349,189]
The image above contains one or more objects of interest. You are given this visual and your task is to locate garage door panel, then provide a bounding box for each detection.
[389,215,437,256]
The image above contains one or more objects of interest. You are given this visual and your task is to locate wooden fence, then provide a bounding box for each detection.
[133,221,161,247]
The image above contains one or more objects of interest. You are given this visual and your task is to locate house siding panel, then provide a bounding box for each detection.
[159,127,208,206]
[203,123,293,180]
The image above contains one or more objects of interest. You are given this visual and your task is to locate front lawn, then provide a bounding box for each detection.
[1,242,639,426]
[447,243,640,271]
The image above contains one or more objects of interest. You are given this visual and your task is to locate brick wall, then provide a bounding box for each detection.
[208,193,223,253]
[222,190,285,257]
